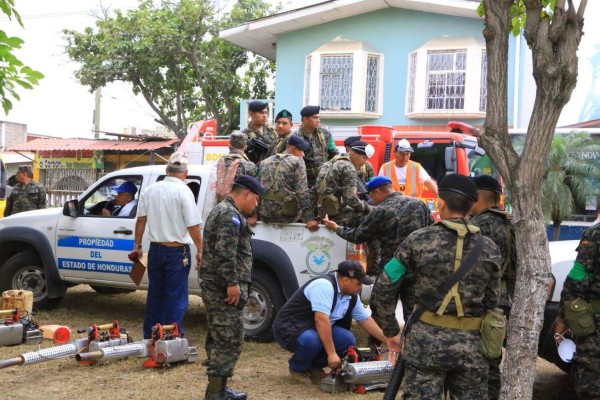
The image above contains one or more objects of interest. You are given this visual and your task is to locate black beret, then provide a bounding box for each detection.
[300,105,320,117]
[344,136,362,147]
[472,175,503,194]
[275,109,293,122]
[349,140,369,156]
[233,174,267,195]
[438,174,478,201]
[248,100,268,112]
[287,135,309,152]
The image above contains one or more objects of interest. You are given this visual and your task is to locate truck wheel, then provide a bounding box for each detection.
[0,251,62,309]
[244,269,285,342]
[89,285,136,294]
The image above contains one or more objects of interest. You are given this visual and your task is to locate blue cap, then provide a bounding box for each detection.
[113,181,137,195]
[300,105,320,117]
[248,100,268,112]
[275,109,293,122]
[233,174,267,195]
[287,135,309,152]
[366,176,392,192]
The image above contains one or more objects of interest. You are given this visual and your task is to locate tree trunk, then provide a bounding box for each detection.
[553,222,561,241]
[480,1,586,399]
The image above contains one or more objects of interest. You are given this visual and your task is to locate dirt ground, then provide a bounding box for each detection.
[0,286,575,400]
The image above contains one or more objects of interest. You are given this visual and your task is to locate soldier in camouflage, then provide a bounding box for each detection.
[556,201,600,399]
[218,131,258,178]
[343,136,375,184]
[372,174,501,399]
[296,105,339,188]
[4,165,46,217]
[199,175,266,400]
[242,100,277,163]
[470,175,516,400]
[258,136,318,231]
[315,141,372,228]
[265,109,294,157]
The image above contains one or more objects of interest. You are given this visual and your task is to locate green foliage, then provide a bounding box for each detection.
[64,0,276,137]
[477,0,556,36]
[0,0,44,114]
[542,133,600,239]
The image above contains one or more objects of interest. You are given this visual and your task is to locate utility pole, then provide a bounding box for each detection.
[93,87,101,139]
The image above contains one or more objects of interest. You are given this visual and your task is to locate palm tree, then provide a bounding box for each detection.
[542,132,600,241]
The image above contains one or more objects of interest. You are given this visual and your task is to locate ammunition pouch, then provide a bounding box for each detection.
[419,310,482,331]
[318,193,340,217]
[564,298,597,337]
[262,191,299,217]
[479,308,507,359]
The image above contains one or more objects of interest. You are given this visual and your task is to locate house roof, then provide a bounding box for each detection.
[220,0,480,60]
[7,137,179,152]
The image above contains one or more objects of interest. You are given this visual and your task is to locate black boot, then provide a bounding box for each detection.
[222,377,247,400]
[205,376,226,400]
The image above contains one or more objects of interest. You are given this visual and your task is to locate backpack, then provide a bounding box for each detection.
[216,156,243,203]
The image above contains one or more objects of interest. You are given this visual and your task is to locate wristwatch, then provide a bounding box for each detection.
[135,244,142,249]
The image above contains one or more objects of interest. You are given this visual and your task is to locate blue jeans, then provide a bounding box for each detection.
[143,243,191,339]
[288,325,356,372]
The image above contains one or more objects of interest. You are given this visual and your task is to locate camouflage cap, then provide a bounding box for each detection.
[230,131,248,149]
[17,165,33,176]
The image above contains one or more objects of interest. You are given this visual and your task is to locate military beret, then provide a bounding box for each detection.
[287,135,309,152]
[275,109,293,122]
[229,131,248,149]
[350,140,374,157]
[300,105,320,117]
[344,136,362,147]
[438,174,478,201]
[248,100,268,112]
[366,176,392,192]
[472,175,503,194]
[233,174,267,195]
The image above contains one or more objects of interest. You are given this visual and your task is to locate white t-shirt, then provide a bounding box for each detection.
[137,176,202,244]
[116,199,138,217]
[378,162,431,185]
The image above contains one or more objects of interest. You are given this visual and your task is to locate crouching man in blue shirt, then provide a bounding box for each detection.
[273,260,387,385]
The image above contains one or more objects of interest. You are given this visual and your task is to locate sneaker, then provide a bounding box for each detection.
[289,368,312,385]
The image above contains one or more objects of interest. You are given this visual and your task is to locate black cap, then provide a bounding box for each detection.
[344,136,362,147]
[233,175,267,195]
[335,261,373,285]
[248,100,268,112]
[472,175,502,194]
[438,174,478,201]
[300,105,320,117]
[275,109,293,122]
[287,135,309,152]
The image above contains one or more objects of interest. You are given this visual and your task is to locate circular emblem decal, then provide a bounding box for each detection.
[306,249,331,275]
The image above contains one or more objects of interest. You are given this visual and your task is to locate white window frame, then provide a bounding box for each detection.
[405,36,487,119]
[304,39,384,119]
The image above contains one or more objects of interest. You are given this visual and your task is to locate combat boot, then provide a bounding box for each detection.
[222,377,247,400]
[204,376,226,400]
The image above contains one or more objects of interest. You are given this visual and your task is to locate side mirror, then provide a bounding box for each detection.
[474,146,486,156]
[444,147,456,172]
[417,140,435,149]
[63,200,78,218]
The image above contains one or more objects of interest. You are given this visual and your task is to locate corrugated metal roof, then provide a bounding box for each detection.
[7,137,179,152]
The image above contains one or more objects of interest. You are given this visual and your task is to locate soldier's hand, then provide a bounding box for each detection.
[225,285,241,306]
[386,334,403,366]
[554,316,569,346]
[306,220,319,232]
[323,215,337,231]
[327,353,342,370]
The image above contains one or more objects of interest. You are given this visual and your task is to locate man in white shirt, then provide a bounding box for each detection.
[378,139,438,198]
[130,152,203,339]
[101,181,138,217]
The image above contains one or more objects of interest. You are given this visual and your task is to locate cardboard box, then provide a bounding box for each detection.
[129,254,148,286]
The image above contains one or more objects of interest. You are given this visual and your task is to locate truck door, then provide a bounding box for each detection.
[55,175,144,286]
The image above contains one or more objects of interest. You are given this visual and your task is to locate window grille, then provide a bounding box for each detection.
[365,55,379,113]
[320,54,353,111]
[480,50,487,112]
[407,52,417,113]
[304,55,311,106]
[426,50,466,110]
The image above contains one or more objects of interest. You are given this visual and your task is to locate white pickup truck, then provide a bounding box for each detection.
[0,164,366,342]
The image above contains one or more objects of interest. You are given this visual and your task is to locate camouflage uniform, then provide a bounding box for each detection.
[4,180,46,216]
[471,206,516,400]
[559,223,600,399]
[265,132,293,158]
[242,123,278,147]
[371,219,501,399]
[219,150,258,178]
[315,156,368,228]
[199,196,254,378]
[297,126,339,188]
[258,153,315,224]
[359,161,375,183]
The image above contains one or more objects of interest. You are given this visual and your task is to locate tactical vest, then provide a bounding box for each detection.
[216,155,243,203]
[272,273,358,352]
[381,160,422,197]
[316,155,350,217]
[260,154,299,217]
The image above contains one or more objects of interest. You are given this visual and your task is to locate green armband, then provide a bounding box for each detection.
[567,261,591,282]
[383,258,407,284]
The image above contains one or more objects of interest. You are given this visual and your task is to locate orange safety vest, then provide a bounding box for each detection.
[381,160,422,197]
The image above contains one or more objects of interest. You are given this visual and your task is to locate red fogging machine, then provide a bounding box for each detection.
[75,322,199,368]
[0,320,129,369]
[0,308,42,347]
